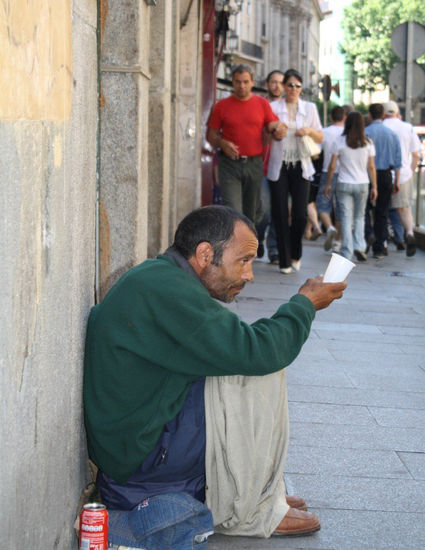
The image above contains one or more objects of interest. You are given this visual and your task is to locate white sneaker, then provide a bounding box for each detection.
[324,226,337,251]
[291,260,301,272]
[280,266,293,274]
[332,240,341,253]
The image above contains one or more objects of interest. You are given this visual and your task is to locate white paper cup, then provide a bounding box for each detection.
[323,253,355,283]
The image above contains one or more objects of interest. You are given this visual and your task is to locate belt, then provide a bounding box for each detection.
[229,155,261,163]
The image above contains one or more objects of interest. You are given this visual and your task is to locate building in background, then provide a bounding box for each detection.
[319,0,425,119]
[215,0,323,95]
[319,0,354,106]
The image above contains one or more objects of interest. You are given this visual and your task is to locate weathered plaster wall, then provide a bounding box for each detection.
[100,0,203,295]
[1,0,204,545]
[175,1,203,225]
[0,1,97,547]
[99,0,151,294]
[148,1,176,257]
[0,1,72,120]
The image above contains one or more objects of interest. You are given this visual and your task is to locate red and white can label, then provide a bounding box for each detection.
[79,503,108,550]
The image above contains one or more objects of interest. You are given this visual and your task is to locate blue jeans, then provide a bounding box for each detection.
[107,492,214,550]
[389,208,404,244]
[336,182,369,260]
[316,172,340,220]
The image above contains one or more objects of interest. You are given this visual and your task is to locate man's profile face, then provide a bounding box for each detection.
[232,71,254,101]
[200,222,258,303]
[266,73,284,100]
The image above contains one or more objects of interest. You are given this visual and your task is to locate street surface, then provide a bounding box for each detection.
[209,237,425,550]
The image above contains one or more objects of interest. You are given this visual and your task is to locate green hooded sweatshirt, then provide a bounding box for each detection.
[83,254,315,484]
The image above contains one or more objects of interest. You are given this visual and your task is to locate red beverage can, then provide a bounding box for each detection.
[79,502,108,550]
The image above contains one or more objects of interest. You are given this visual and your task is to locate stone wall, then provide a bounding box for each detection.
[0,1,98,547]
[0,0,204,546]
[100,0,203,295]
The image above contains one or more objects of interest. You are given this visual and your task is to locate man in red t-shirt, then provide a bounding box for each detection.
[207,64,286,222]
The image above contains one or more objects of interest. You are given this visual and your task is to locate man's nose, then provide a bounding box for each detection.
[242,265,254,282]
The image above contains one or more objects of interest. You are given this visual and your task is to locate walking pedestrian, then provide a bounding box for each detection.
[207,64,286,222]
[383,101,422,257]
[267,68,323,274]
[316,105,346,252]
[325,111,377,262]
[256,70,284,263]
[364,103,401,259]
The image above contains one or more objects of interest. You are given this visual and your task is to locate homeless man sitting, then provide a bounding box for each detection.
[83,205,346,548]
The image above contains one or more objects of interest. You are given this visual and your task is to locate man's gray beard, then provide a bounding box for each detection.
[199,273,235,304]
[208,287,234,304]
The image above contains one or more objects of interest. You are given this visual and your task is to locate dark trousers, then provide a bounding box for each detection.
[268,162,310,269]
[218,155,263,222]
[373,169,393,253]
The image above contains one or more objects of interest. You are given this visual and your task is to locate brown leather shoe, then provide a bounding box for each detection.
[285,495,307,511]
[273,507,321,537]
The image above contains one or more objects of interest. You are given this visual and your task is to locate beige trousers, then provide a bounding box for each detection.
[204,370,290,538]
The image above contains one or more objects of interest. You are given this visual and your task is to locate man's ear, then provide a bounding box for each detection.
[196,242,214,268]
[193,241,214,270]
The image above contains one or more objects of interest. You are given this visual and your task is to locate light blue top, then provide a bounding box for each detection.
[365,120,401,171]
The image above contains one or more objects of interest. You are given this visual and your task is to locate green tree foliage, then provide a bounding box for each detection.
[341,0,425,92]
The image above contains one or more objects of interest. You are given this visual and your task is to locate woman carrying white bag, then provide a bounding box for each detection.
[267,69,323,274]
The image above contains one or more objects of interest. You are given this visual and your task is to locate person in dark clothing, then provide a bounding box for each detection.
[267,69,323,274]
[364,103,401,259]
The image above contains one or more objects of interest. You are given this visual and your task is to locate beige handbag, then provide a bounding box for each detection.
[298,135,321,159]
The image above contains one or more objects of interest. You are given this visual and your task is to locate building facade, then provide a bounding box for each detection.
[215,0,323,92]
[1,1,204,547]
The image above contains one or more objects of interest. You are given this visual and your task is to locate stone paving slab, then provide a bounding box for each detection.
[288,422,425,453]
[284,473,425,512]
[396,343,425,353]
[352,310,425,328]
[209,509,425,550]
[312,321,382,334]
[368,406,425,428]
[211,240,425,549]
[288,385,425,410]
[313,326,425,346]
[340,362,425,392]
[341,301,419,314]
[376,324,425,336]
[398,451,425,479]
[286,361,355,388]
[315,305,425,327]
[285,445,411,479]
[289,401,378,426]
[290,342,335,361]
[327,349,425,367]
[321,339,415,352]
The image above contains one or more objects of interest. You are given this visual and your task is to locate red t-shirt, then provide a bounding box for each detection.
[208,94,278,157]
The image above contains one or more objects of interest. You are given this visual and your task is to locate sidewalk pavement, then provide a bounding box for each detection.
[208,237,425,550]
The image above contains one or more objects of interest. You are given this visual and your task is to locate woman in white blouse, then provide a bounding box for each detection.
[325,111,377,262]
[267,69,323,274]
